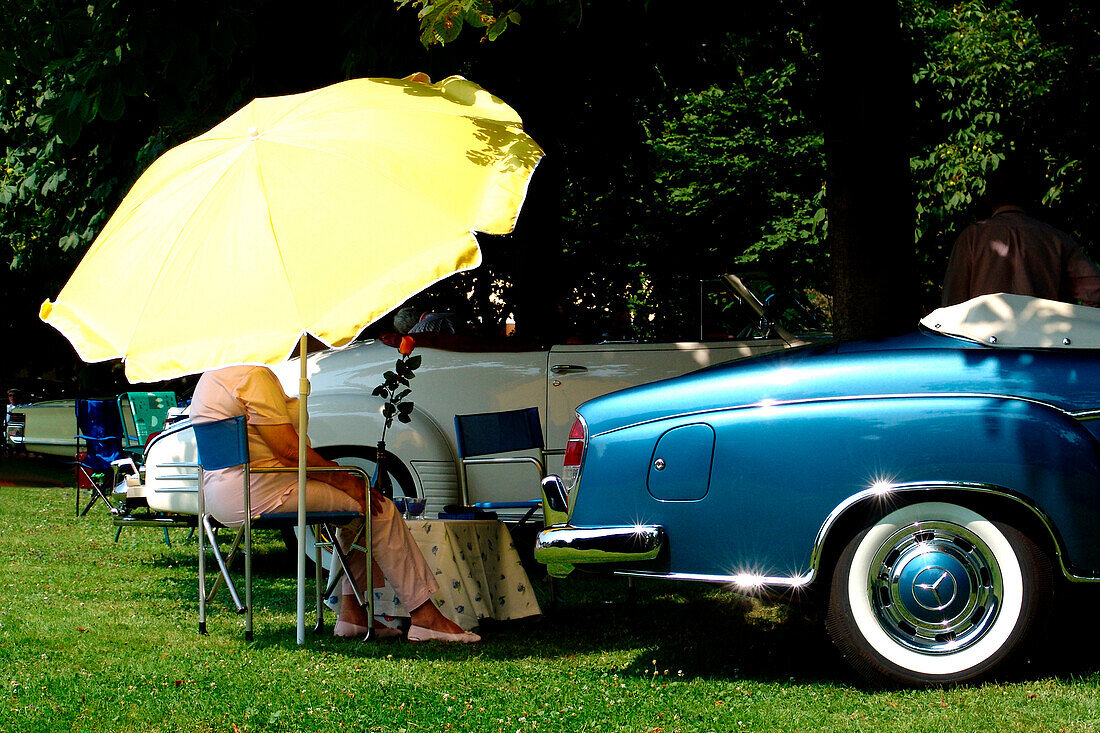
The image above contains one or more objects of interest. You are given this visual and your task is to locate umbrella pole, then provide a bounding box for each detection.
[297,334,309,645]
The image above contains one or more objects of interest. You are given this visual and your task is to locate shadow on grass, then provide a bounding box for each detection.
[0,453,73,487]
[225,556,850,686]
[154,537,1100,688]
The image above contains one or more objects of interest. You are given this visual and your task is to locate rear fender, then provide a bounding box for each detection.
[811,482,1083,588]
[573,395,1100,584]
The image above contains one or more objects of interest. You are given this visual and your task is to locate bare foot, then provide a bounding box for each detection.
[409,601,465,634]
[336,593,368,625]
[335,595,404,638]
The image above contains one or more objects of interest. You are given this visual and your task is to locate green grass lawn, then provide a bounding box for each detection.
[2,484,1100,732]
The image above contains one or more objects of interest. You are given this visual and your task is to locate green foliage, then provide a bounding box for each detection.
[643,46,826,334]
[908,0,1068,298]
[395,0,565,46]
[0,2,255,270]
[7,0,1100,379]
[545,10,829,340]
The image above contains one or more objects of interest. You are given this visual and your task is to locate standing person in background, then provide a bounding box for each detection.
[942,156,1100,307]
[4,388,17,441]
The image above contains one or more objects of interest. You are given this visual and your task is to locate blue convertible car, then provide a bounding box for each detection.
[535,293,1100,686]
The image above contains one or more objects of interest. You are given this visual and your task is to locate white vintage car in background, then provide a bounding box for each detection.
[130,275,827,520]
[5,399,78,457]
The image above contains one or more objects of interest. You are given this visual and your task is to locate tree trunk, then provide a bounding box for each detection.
[819,0,917,339]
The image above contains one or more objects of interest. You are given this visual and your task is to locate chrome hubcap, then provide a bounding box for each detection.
[868,520,1002,654]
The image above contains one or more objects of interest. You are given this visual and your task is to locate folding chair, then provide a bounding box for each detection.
[75,398,129,517]
[118,391,176,459]
[111,392,180,545]
[453,407,558,599]
[453,407,548,522]
[193,415,373,641]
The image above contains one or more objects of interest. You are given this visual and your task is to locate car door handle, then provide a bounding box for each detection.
[550,364,588,374]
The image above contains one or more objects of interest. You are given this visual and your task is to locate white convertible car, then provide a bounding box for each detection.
[129,275,826,519]
[5,399,78,457]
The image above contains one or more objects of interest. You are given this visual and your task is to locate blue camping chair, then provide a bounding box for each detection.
[453,407,546,526]
[193,415,372,640]
[453,407,561,602]
[75,398,130,517]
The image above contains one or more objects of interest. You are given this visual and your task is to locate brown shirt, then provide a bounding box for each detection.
[942,206,1100,307]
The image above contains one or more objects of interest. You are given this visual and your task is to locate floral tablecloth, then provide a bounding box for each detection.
[373,519,541,631]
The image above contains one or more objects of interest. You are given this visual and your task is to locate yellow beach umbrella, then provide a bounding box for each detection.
[41,74,542,642]
[42,74,541,381]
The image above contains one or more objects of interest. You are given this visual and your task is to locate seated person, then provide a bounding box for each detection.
[393,305,420,335]
[409,310,457,334]
[190,365,479,643]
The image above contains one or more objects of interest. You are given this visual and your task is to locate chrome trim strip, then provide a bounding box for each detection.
[612,569,812,588]
[594,392,1084,439]
[1070,408,1100,421]
[152,487,198,493]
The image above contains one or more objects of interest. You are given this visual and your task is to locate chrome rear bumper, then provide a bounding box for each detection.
[534,523,666,578]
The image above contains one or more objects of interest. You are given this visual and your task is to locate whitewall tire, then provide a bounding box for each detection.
[826,501,1051,686]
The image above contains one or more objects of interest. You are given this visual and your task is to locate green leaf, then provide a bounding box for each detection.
[40,172,60,195]
[464,7,488,28]
[53,110,83,145]
[486,16,508,41]
[98,81,125,122]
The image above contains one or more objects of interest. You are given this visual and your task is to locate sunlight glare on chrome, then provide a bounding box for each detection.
[756,398,779,417]
[867,471,898,497]
[731,573,766,591]
[725,561,770,594]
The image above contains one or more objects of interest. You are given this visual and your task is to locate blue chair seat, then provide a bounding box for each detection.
[194,415,372,640]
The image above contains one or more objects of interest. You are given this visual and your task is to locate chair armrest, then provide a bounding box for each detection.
[460,455,545,476]
[473,500,542,509]
[252,466,370,482]
[110,457,139,475]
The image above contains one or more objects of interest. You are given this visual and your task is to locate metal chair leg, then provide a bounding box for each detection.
[202,520,245,613]
[243,464,253,642]
[198,470,207,635]
[313,533,324,634]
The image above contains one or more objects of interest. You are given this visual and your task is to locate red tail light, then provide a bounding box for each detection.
[562,415,587,492]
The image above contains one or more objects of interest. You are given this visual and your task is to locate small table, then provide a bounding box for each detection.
[373,519,541,631]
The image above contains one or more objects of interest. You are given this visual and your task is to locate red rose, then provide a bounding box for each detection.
[398,336,416,355]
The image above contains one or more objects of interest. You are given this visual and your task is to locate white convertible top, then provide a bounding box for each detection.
[921,293,1100,349]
